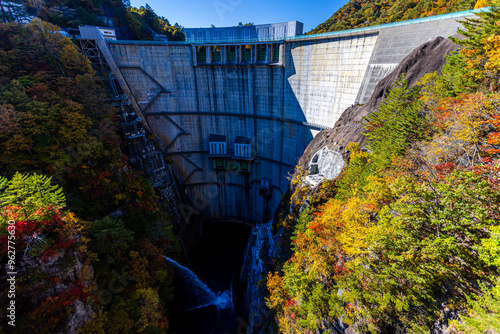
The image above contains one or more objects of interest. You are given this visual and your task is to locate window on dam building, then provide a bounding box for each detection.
[210,30,221,42]
[194,43,283,66]
[238,160,251,173]
[208,135,252,172]
[209,134,227,155]
[242,45,252,62]
[233,136,252,158]
[209,134,228,171]
[257,45,266,62]
[272,43,280,62]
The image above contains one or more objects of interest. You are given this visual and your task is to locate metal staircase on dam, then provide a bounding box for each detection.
[79,57,185,232]
[76,29,234,247]
[113,83,184,229]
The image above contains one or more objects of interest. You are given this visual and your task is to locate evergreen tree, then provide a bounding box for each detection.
[88,216,134,261]
[0,172,65,220]
[363,75,424,167]
[451,0,500,89]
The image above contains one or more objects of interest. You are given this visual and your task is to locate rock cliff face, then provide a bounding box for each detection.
[0,233,96,334]
[299,36,460,178]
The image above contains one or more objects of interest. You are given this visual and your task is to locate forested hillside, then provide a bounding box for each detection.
[2,0,184,40]
[310,0,476,34]
[0,20,179,333]
[268,2,500,333]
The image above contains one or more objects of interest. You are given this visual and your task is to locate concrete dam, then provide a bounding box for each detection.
[82,10,477,230]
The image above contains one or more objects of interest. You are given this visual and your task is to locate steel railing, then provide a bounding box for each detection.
[105,8,486,46]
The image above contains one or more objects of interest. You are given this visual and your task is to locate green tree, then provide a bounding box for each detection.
[341,171,500,330]
[0,172,65,220]
[88,216,134,260]
[451,0,500,89]
[450,226,500,333]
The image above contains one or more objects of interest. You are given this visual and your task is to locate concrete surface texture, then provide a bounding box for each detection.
[106,12,474,225]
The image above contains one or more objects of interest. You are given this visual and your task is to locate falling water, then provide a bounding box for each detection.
[239,220,276,332]
[163,256,233,311]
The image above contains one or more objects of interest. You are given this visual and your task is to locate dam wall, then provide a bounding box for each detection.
[355,12,470,103]
[103,10,478,225]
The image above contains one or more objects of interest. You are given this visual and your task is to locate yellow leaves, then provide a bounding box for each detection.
[135,288,164,333]
[58,100,91,144]
[266,271,286,309]
[461,48,485,81]
[444,94,490,143]
[417,72,440,106]
[363,174,394,205]
[115,192,127,204]
[0,104,19,135]
[55,211,85,241]
[314,198,344,232]
[474,0,489,9]
[337,197,372,258]
[0,104,35,154]
[484,34,500,72]
[77,264,94,281]
[58,43,94,77]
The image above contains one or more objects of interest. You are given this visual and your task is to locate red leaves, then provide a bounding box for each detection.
[483,115,500,154]
[434,162,456,178]
[40,248,56,262]
[308,220,323,234]
[54,238,77,250]
[13,220,37,236]
[26,82,48,100]
[487,131,500,146]
[481,157,493,164]
[334,264,346,275]
[97,170,111,180]
[1,206,78,260]
[0,235,8,253]
[285,299,295,307]
[2,205,24,221]
[36,282,90,313]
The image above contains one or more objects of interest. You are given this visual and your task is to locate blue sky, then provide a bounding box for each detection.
[130,0,347,32]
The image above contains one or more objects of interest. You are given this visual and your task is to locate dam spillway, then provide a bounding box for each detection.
[83,9,479,231]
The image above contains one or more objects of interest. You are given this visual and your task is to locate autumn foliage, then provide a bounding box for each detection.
[310,0,476,34]
[0,20,178,334]
[267,2,500,332]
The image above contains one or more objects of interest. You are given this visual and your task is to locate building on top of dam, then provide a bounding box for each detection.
[185,21,303,44]
[79,25,117,40]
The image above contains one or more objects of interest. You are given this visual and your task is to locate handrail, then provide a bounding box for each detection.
[106,8,486,46]
[286,7,486,42]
